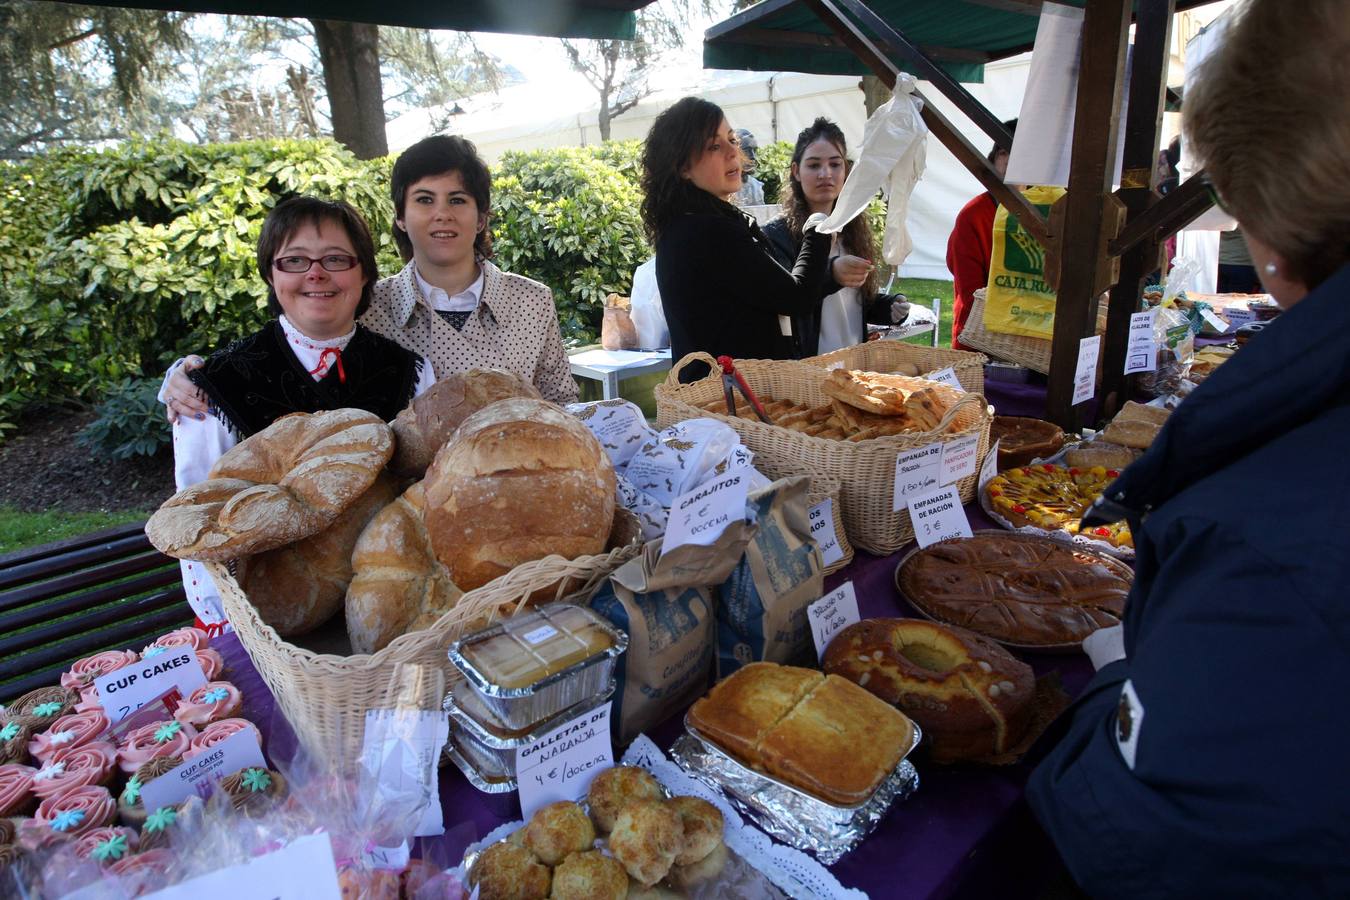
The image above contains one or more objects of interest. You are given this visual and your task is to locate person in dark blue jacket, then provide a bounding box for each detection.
[1027,1,1350,895]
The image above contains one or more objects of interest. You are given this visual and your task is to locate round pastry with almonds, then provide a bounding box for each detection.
[823,618,1035,762]
[985,463,1132,549]
[897,532,1130,647]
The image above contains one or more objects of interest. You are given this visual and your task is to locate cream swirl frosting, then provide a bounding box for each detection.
[60,650,139,691]
[184,718,261,760]
[31,741,116,801]
[28,710,110,765]
[0,762,36,815]
[172,682,242,728]
[34,784,116,836]
[116,719,194,774]
[146,627,209,652]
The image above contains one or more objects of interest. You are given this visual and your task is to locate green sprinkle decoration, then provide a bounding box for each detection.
[31,702,63,717]
[153,721,182,743]
[144,806,177,833]
[93,834,129,861]
[0,722,18,741]
[121,776,142,805]
[240,768,272,793]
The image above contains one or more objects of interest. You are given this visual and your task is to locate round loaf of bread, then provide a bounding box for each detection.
[344,480,464,655]
[390,369,541,477]
[423,398,616,592]
[146,409,394,561]
[235,471,400,637]
[823,618,1034,762]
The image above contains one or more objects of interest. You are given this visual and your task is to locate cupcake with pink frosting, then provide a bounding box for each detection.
[172,682,242,728]
[116,720,193,774]
[195,648,226,680]
[73,686,106,714]
[75,825,139,865]
[60,650,139,692]
[109,846,175,888]
[184,718,262,760]
[0,762,37,816]
[146,627,209,653]
[27,710,109,766]
[31,742,117,801]
[34,784,116,837]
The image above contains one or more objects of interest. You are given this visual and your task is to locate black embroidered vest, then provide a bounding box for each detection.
[189,320,420,439]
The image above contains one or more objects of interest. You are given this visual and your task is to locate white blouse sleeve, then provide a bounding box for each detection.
[173,413,236,490]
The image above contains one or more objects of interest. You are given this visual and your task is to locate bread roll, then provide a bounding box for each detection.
[235,472,399,637]
[344,480,464,655]
[587,765,664,833]
[390,369,540,477]
[146,409,394,561]
[523,801,596,866]
[423,398,616,592]
[609,801,683,887]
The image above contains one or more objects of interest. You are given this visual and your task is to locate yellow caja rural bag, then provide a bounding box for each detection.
[983,185,1065,339]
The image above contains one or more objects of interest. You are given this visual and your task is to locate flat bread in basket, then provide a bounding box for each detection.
[656,353,992,555]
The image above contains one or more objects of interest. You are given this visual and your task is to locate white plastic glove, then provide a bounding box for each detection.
[1082,624,1126,671]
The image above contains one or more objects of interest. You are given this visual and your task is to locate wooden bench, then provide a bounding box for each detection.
[0,521,190,703]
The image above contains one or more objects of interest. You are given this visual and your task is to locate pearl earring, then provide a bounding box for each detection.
[1264,262,1278,276]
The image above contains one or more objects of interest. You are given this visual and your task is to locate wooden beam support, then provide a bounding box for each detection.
[1043,0,1133,430]
[800,0,1051,247]
[1109,172,1214,256]
[1100,0,1177,420]
[723,27,993,62]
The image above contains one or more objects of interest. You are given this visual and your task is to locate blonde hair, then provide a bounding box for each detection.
[1184,0,1350,289]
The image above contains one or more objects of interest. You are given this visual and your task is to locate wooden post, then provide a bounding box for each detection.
[1043,0,1133,430]
[1099,0,1177,420]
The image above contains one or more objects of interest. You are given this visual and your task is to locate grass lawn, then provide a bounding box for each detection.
[0,506,151,556]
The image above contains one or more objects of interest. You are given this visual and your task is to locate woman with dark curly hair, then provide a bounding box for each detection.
[641,97,833,381]
[762,117,911,356]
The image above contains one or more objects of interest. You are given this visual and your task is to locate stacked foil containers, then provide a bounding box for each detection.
[443,602,627,798]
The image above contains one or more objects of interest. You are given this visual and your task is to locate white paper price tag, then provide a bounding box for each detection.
[141,832,341,900]
[516,702,613,820]
[1224,306,1257,328]
[360,709,449,837]
[1072,335,1102,406]
[95,649,207,724]
[1124,310,1158,375]
[1200,308,1230,333]
[892,443,943,511]
[925,366,964,390]
[808,499,844,567]
[808,582,860,661]
[938,433,980,486]
[978,438,1002,494]
[140,728,267,813]
[907,485,973,547]
[662,472,748,554]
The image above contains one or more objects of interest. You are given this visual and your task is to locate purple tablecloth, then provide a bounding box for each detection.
[214,498,1093,899]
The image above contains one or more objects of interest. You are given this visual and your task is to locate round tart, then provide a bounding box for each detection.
[989,417,1065,470]
[896,532,1131,648]
[984,463,1133,549]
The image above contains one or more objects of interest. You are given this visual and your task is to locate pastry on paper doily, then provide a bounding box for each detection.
[587,764,664,833]
[522,800,595,866]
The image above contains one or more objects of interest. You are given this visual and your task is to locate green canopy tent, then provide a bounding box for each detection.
[705,0,1217,426]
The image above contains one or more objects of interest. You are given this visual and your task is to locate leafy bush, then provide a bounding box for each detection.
[493,146,649,346]
[756,140,794,205]
[76,378,172,460]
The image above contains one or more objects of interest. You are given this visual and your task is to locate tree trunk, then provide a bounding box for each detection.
[311,19,387,159]
[597,100,611,142]
[862,75,890,117]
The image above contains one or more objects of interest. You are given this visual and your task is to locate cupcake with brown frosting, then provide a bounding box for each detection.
[219,766,287,816]
[116,720,193,774]
[5,687,76,730]
[117,755,181,829]
[0,720,34,766]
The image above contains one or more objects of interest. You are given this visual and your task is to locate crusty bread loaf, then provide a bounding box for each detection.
[423,398,616,592]
[823,618,1034,762]
[234,472,400,637]
[146,409,394,561]
[390,369,540,477]
[344,480,464,654]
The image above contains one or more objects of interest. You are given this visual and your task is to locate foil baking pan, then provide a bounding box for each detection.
[672,720,921,865]
[447,602,627,730]
[442,732,522,820]
[443,680,616,782]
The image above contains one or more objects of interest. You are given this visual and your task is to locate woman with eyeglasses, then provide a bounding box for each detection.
[641,96,833,382]
[170,195,435,628]
[1027,0,1350,894]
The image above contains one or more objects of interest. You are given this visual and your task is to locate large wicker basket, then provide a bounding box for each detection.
[656,353,992,555]
[803,341,988,395]
[209,542,639,768]
[959,288,1108,376]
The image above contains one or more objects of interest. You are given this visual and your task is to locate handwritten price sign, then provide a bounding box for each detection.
[515,702,613,819]
[808,582,860,661]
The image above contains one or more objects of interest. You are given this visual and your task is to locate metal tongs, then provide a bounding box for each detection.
[717,355,772,424]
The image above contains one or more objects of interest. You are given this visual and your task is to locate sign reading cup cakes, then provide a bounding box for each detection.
[94,648,207,724]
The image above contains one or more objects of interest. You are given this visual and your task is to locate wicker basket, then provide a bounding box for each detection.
[209,542,640,768]
[656,353,992,555]
[804,473,853,576]
[959,288,1108,376]
[803,341,988,396]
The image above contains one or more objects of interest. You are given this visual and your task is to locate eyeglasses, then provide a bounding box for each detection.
[273,254,359,274]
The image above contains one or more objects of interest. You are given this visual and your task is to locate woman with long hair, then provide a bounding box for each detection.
[762,117,904,356]
[641,97,833,381]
